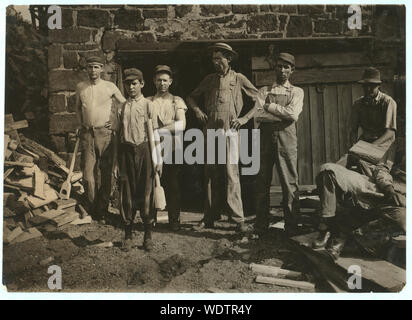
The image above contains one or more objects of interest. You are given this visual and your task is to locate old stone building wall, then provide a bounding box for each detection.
[47,4,378,155]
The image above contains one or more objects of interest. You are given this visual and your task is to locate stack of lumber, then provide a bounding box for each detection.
[3,114,89,246]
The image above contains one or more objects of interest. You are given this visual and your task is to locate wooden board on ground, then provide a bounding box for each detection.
[29,209,65,225]
[53,198,77,211]
[33,167,46,200]
[4,226,24,244]
[26,189,58,208]
[11,227,43,244]
[51,211,80,227]
[289,232,405,292]
[5,176,33,191]
[255,275,315,290]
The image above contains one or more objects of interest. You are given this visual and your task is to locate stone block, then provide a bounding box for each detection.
[247,13,278,33]
[200,5,232,16]
[143,8,168,19]
[49,94,66,113]
[48,44,62,69]
[114,7,145,31]
[101,31,123,51]
[314,19,342,34]
[286,16,313,37]
[175,5,193,18]
[50,135,67,153]
[62,8,73,28]
[48,70,88,92]
[232,5,259,14]
[48,28,91,44]
[279,15,288,31]
[280,5,297,13]
[77,9,111,28]
[49,113,80,134]
[67,94,77,113]
[298,5,325,15]
[63,51,78,69]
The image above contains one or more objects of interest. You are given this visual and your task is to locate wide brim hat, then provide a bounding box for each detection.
[208,42,238,59]
[358,67,382,84]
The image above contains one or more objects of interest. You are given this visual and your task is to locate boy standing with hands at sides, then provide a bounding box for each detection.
[118,68,157,251]
[148,65,187,232]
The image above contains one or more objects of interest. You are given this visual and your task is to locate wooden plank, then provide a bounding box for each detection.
[253,67,395,87]
[252,50,397,71]
[11,227,43,244]
[33,167,46,200]
[4,226,24,244]
[5,119,28,131]
[26,189,58,208]
[297,86,312,185]
[4,168,14,180]
[4,161,34,167]
[4,134,10,160]
[250,263,303,278]
[323,85,340,162]
[255,275,315,290]
[337,257,405,292]
[51,211,79,227]
[53,198,77,211]
[337,84,353,156]
[309,86,325,181]
[5,176,33,190]
[29,209,65,225]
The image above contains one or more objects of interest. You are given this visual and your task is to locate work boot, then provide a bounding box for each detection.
[326,236,346,260]
[236,222,248,233]
[121,224,134,251]
[169,217,181,232]
[143,224,154,252]
[312,230,332,249]
[312,217,336,249]
[193,219,214,230]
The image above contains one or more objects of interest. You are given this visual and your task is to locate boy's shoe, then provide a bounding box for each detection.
[143,239,154,252]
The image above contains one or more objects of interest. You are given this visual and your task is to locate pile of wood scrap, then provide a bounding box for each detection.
[4,114,90,246]
[288,232,406,292]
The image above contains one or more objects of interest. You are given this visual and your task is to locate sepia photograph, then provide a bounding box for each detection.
[2,3,406,296]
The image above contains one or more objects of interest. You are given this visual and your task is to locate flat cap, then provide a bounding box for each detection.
[277,53,295,66]
[86,56,104,65]
[154,65,172,76]
[208,42,238,59]
[124,68,143,81]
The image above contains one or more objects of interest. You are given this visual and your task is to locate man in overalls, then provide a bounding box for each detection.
[254,53,304,236]
[187,43,259,231]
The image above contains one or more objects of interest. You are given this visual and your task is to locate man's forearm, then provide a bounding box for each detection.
[373,129,395,146]
[186,96,201,112]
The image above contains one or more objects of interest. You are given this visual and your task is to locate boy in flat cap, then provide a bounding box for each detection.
[148,65,187,232]
[254,52,304,237]
[75,56,126,223]
[187,42,259,232]
[118,68,156,251]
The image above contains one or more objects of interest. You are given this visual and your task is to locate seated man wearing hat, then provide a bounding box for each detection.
[75,56,126,223]
[118,68,157,251]
[254,52,304,237]
[350,67,397,148]
[148,65,187,232]
[187,42,259,232]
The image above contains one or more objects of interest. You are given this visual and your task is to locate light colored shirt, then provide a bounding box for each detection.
[351,90,397,142]
[76,79,125,128]
[148,93,187,129]
[266,80,304,122]
[120,95,151,146]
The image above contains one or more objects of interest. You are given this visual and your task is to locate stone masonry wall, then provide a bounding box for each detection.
[48,4,375,154]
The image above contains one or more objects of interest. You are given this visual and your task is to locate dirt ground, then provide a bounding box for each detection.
[3,209,317,293]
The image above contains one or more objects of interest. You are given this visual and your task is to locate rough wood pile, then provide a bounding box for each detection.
[4,114,90,246]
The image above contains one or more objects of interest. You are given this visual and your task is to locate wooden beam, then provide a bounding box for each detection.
[5,120,28,132]
[250,263,303,278]
[253,67,395,86]
[4,161,34,168]
[255,275,315,290]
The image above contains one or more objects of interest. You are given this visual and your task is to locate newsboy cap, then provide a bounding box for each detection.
[86,56,104,65]
[277,53,295,67]
[208,42,238,59]
[153,65,172,76]
[358,67,382,84]
[124,68,144,82]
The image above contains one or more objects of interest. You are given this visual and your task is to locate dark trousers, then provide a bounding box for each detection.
[119,142,155,226]
[161,163,181,224]
[80,127,113,218]
[255,126,300,231]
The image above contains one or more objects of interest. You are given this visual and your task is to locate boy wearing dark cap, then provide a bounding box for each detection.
[118,68,156,251]
[254,52,304,237]
[75,56,126,223]
[148,65,187,232]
